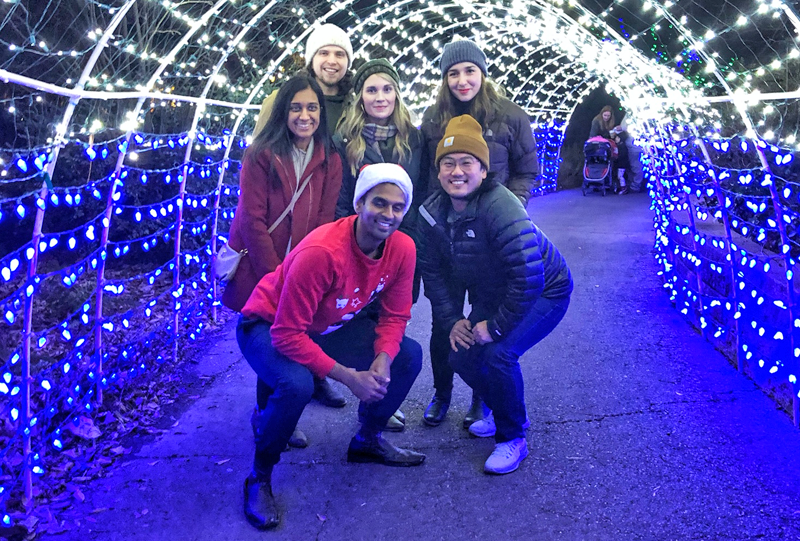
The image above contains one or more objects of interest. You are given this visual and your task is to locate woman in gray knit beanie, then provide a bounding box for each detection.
[419,36,540,433]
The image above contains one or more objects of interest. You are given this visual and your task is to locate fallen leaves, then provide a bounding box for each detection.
[0,313,237,537]
[64,416,102,440]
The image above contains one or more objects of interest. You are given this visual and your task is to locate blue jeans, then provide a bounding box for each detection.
[236,315,422,475]
[449,296,570,443]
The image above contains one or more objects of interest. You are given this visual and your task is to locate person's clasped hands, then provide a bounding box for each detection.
[448,318,495,351]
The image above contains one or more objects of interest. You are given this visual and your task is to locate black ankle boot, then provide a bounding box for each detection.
[463,396,488,429]
[423,394,451,427]
[347,434,426,466]
[243,472,279,530]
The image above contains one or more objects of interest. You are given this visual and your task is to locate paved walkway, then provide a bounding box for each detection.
[46,189,800,540]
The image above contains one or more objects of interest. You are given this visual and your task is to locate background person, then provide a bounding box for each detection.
[418,37,540,429]
[589,105,616,139]
[222,74,343,447]
[618,117,644,192]
[237,163,425,530]
[589,105,629,194]
[418,114,572,475]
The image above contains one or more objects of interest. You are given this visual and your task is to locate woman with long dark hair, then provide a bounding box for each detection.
[419,38,539,431]
[221,76,343,517]
[223,73,341,317]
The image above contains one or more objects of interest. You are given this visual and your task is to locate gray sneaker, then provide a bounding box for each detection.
[467,411,531,438]
[484,438,528,474]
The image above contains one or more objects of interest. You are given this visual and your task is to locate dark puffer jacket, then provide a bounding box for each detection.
[418,182,572,341]
[333,127,425,239]
[420,97,539,205]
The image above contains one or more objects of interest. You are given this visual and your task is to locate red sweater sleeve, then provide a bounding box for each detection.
[238,155,282,277]
[268,246,338,377]
[373,237,415,361]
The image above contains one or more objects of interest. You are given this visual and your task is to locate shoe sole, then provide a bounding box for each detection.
[484,447,529,475]
[422,416,444,427]
[469,419,531,438]
[347,451,425,467]
[245,512,280,530]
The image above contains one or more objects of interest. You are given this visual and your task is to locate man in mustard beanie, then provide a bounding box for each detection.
[253,23,354,137]
[418,114,573,475]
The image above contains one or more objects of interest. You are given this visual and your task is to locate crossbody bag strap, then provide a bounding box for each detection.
[267,172,314,234]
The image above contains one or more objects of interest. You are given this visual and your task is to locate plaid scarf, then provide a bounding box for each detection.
[362,123,397,148]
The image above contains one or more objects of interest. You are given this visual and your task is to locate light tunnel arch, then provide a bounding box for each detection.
[66,0,711,231]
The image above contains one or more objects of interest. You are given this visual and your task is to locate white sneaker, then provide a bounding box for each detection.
[468,411,531,438]
[484,438,528,474]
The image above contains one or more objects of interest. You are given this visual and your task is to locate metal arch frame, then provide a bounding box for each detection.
[19,0,139,508]
[93,0,232,370]
[7,0,800,130]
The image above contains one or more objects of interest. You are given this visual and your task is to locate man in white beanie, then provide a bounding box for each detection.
[236,163,424,530]
[253,23,354,137]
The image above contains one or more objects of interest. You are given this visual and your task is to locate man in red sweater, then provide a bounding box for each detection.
[236,163,425,530]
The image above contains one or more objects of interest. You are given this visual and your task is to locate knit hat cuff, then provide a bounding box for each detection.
[439,39,488,76]
[435,115,490,170]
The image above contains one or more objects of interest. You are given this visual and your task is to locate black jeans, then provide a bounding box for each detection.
[430,319,456,397]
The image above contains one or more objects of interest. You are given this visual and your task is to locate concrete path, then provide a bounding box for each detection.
[45,189,800,540]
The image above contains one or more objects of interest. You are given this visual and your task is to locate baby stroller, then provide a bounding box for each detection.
[582,138,614,196]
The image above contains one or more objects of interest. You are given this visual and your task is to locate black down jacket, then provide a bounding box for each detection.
[418,182,572,341]
[420,97,539,205]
